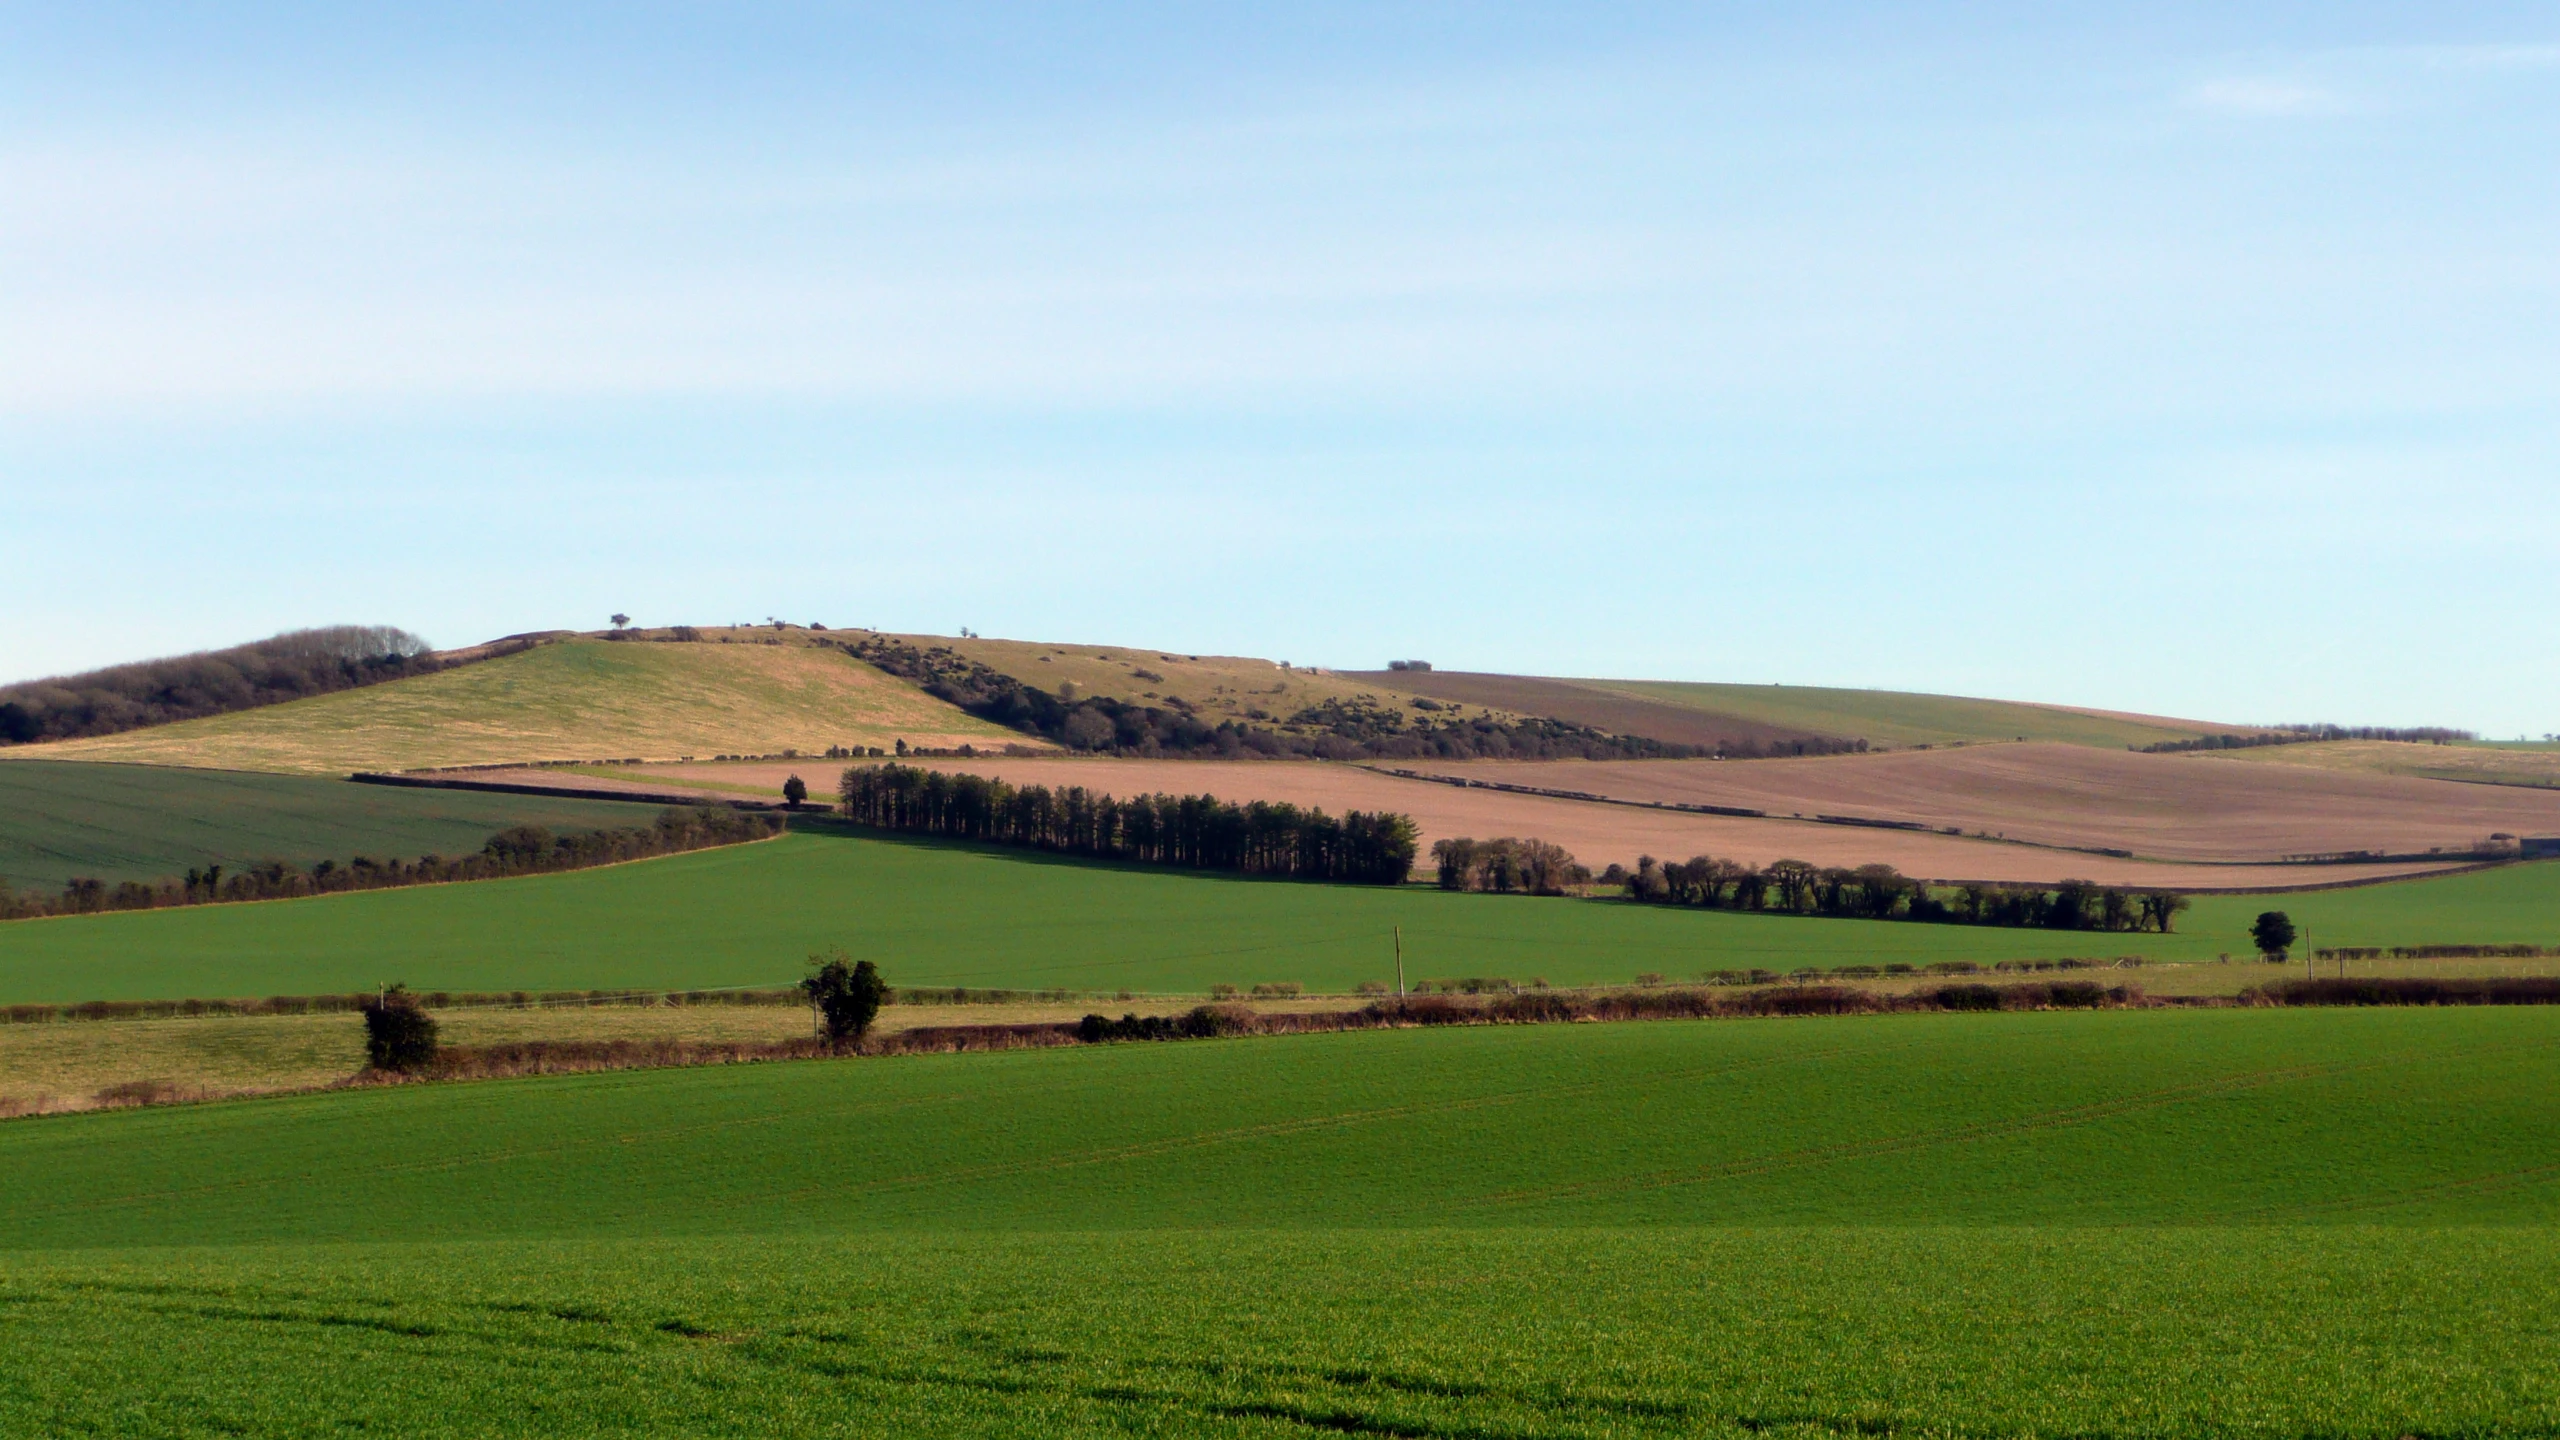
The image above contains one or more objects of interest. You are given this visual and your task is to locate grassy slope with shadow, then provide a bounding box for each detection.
[0,758,669,892]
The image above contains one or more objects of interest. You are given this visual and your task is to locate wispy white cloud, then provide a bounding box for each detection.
[2184,76,2337,116]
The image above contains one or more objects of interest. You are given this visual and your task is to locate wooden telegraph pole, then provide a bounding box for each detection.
[1395,926,1405,999]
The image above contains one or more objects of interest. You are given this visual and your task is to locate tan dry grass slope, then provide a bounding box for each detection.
[903,635,1541,731]
[6,638,1032,775]
[2192,740,2560,791]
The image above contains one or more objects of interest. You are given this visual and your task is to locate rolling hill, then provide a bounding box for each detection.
[4,823,2552,1005]
[1361,671,2253,750]
[2,637,1030,775]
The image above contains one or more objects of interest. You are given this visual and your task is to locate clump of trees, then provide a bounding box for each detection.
[2252,910,2297,961]
[836,763,1418,884]
[0,806,782,921]
[1612,854,2190,933]
[0,626,451,745]
[1430,837,1591,895]
[843,634,1704,761]
[361,985,439,1072]
[802,949,889,1047]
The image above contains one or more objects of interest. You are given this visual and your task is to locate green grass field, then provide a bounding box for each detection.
[1580,678,2233,749]
[1,820,2555,1004]
[3,638,1022,774]
[3,1007,2555,1434]
[0,759,669,892]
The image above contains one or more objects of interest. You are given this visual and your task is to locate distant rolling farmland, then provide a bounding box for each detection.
[1384,744,2560,864]
[563,755,2466,888]
[5,826,2553,1005]
[1368,673,2252,750]
[0,760,666,892]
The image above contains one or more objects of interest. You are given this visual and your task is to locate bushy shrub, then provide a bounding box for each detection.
[362,986,439,1072]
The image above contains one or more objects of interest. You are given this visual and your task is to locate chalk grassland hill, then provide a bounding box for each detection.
[2,639,1029,775]
[579,755,2456,887]
[1384,743,2560,863]
[0,760,667,892]
[1,1010,2556,1435]
[896,631,1551,732]
[5,824,2554,1004]
[1363,671,2253,750]
[2199,738,2560,790]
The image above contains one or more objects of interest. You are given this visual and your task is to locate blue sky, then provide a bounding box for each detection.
[5,4,2555,734]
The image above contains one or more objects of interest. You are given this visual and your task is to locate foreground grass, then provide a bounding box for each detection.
[3,824,2557,1004]
[6,1228,2554,1438]
[0,759,662,893]
[6,1008,2555,1241]
[2,1009,2556,1435]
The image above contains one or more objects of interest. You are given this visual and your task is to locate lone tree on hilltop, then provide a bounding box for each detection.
[610,613,630,630]
[362,984,439,1072]
[804,949,888,1048]
[2252,911,2297,963]
[782,774,809,808]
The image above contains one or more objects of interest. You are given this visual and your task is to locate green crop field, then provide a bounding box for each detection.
[2,1007,2556,1435]
[3,638,1023,774]
[1578,678,2235,749]
[2,819,2556,1004]
[0,759,670,892]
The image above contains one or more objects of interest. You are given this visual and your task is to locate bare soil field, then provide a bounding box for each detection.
[1385,745,2560,863]
[551,758,2458,889]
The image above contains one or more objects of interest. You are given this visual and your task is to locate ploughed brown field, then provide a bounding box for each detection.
[498,758,2465,890]
[1383,744,2560,863]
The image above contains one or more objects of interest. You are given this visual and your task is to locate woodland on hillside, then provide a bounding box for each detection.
[0,627,464,744]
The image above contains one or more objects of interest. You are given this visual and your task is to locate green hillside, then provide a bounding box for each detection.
[3,821,2555,1004]
[2,1008,2555,1434]
[0,760,663,892]
[3,638,1026,774]
[1579,678,2240,748]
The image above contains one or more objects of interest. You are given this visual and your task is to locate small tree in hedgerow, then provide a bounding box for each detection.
[803,949,889,1049]
[363,984,439,1072]
[2252,910,2297,964]
[782,774,809,808]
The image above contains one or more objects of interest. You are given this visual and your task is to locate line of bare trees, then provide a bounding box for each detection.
[1617,854,2190,932]
[0,626,455,745]
[837,763,1418,884]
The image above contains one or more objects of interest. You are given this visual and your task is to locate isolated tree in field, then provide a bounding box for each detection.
[362,984,438,1072]
[2252,910,2297,963]
[804,949,888,1048]
[2140,890,2191,933]
[782,774,809,808]
[610,613,630,630]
